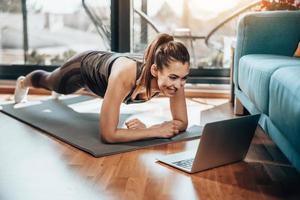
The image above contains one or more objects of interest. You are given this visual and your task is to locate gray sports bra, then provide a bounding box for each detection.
[80,51,158,104]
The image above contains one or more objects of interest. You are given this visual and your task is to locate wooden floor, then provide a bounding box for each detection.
[0,94,299,200]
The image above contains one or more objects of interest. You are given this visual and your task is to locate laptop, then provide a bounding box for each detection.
[157,114,260,173]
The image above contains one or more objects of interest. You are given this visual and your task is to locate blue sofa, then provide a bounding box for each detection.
[234,11,300,172]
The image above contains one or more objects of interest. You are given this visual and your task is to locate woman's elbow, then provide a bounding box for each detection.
[180,121,188,131]
[100,130,117,144]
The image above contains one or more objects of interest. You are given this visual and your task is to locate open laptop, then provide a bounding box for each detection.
[157,114,260,173]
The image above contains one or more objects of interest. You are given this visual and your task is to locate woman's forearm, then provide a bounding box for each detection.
[101,120,187,143]
[102,127,158,143]
[149,119,188,132]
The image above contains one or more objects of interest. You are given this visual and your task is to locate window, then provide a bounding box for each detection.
[132,0,258,69]
[0,0,24,64]
[0,0,111,66]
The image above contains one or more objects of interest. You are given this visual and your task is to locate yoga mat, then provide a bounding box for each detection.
[1,95,203,157]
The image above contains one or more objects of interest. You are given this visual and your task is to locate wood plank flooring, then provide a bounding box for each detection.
[0,94,299,200]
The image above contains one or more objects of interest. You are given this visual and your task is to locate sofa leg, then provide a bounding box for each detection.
[234,97,246,115]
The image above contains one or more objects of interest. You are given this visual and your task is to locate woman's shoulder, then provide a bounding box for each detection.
[109,57,137,87]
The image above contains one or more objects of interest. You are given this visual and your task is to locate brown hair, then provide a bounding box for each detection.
[141,33,190,98]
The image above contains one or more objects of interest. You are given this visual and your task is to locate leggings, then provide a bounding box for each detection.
[26,52,89,94]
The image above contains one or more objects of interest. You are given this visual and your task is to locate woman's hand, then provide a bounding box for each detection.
[155,120,181,138]
[125,118,147,129]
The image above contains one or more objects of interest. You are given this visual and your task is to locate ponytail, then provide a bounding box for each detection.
[141,33,174,98]
[140,33,190,99]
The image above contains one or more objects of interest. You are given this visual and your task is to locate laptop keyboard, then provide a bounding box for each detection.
[172,158,194,169]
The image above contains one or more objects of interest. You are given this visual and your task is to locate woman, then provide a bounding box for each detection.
[14,33,190,143]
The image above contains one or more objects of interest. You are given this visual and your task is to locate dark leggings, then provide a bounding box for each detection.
[26,52,89,94]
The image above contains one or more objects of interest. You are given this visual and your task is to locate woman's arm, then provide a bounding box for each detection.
[99,59,180,143]
[169,87,188,131]
[100,79,180,143]
[124,86,189,132]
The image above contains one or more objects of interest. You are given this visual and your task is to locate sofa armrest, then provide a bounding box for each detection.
[233,11,300,85]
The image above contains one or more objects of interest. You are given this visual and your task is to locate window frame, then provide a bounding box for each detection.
[0,0,229,85]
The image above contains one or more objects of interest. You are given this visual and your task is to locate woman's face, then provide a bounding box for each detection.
[155,61,190,97]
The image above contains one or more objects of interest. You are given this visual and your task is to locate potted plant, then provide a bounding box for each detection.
[256,0,300,11]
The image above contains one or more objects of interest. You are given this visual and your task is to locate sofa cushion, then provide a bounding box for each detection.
[238,54,300,114]
[269,66,300,155]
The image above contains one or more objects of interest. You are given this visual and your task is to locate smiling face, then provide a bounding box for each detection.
[151,60,190,97]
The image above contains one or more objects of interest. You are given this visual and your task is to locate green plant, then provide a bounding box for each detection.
[50,50,77,65]
[27,50,47,65]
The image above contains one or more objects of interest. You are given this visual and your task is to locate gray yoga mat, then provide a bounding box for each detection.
[1,96,202,157]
